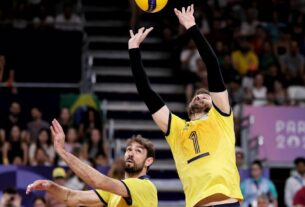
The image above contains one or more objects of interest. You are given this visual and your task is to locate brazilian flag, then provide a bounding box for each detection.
[60,93,101,120]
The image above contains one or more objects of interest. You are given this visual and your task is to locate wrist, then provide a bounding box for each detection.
[185,23,196,30]
[56,146,66,155]
[128,44,139,49]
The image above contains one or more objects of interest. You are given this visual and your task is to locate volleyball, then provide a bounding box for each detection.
[134,0,168,13]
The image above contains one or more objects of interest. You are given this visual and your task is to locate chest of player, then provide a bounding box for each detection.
[176,118,223,163]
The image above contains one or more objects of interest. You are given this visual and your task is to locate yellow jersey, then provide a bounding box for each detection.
[166,105,243,207]
[95,176,158,207]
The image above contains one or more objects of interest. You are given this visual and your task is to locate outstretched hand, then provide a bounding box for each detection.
[174,4,196,30]
[26,180,51,194]
[50,119,66,153]
[128,27,154,49]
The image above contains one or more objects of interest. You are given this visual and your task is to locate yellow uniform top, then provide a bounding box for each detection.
[166,105,243,207]
[95,176,158,207]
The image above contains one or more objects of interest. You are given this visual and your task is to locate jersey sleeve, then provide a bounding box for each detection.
[94,189,110,206]
[165,113,186,149]
[121,178,157,206]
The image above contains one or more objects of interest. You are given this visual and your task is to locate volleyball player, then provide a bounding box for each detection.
[128,4,243,207]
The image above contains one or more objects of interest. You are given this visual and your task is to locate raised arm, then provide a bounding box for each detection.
[128,28,170,133]
[26,180,102,207]
[50,119,128,197]
[174,5,230,114]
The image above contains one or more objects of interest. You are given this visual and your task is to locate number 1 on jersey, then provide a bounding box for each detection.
[189,131,200,154]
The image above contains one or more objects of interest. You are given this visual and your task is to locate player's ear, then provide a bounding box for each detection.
[145,157,154,167]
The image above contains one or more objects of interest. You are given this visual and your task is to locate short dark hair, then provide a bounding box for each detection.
[294,157,305,166]
[3,187,17,194]
[194,88,210,96]
[126,135,155,159]
[251,160,263,169]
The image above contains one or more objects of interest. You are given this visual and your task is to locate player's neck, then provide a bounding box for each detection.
[190,112,208,121]
[125,170,146,179]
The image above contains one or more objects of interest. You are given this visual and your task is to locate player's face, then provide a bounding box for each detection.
[124,142,148,174]
[188,93,212,117]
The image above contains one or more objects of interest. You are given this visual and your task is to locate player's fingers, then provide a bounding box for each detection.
[138,27,145,34]
[26,184,33,194]
[187,5,191,13]
[129,30,135,38]
[54,119,64,133]
[52,119,61,134]
[182,7,185,14]
[191,4,194,14]
[51,120,58,133]
[174,8,180,17]
[142,27,153,38]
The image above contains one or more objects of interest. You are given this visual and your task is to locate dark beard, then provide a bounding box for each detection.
[187,102,211,117]
[124,161,144,174]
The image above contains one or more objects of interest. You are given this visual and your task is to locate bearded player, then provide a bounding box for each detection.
[128,4,243,207]
[27,120,157,207]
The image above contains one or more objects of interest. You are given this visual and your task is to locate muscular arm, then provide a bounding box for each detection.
[187,25,230,114]
[129,33,171,134]
[175,5,230,114]
[51,120,128,198]
[27,180,103,207]
[57,148,128,197]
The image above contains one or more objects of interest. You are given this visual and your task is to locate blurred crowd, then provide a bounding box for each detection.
[0,101,109,169]
[0,0,83,31]
[162,0,305,110]
[235,148,305,207]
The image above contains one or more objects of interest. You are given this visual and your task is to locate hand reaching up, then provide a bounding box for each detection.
[128,27,154,49]
[174,4,196,30]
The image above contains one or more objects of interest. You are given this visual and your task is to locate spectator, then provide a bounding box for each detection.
[2,125,28,165]
[252,73,267,106]
[29,128,54,166]
[293,186,305,207]
[241,160,278,207]
[0,187,21,207]
[264,11,286,41]
[256,195,270,207]
[240,8,260,37]
[34,147,52,166]
[3,101,25,136]
[259,41,278,72]
[45,167,67,207]
[55,2,82,31]
[264,64,283,91]
[27,107,49,141]
[232,38,259,76]
[32,196,46,207]
[274,28,291,56]
[280,41,305,85]
[64,127,79,153]
[251,25,268,54]
[58,107,71,134]
[83,128,108,165]
[78,107,102,139]
[235,146,246,170]
[180,40,201,102]
[285,157,305,207]
[273,80,287,105]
